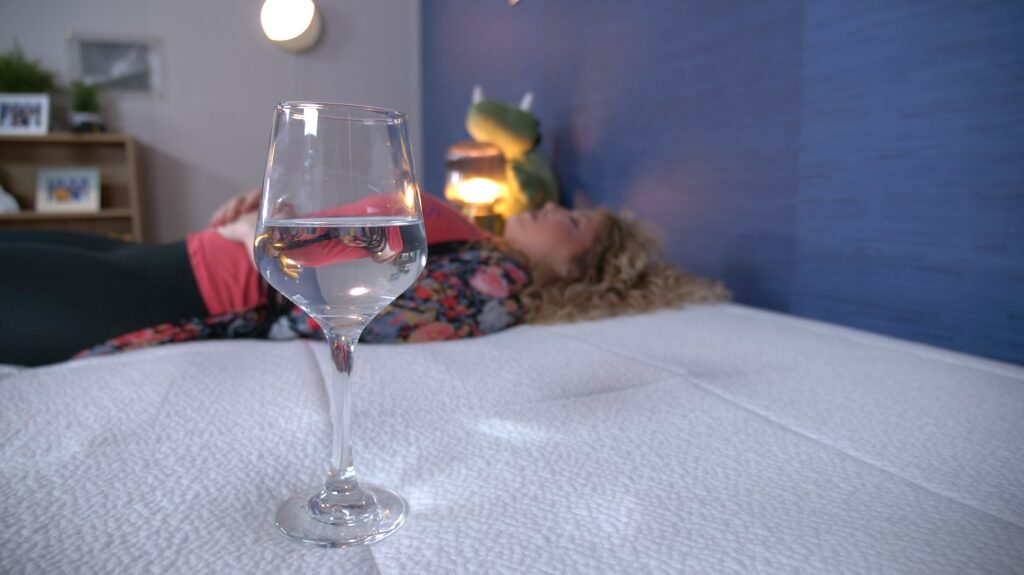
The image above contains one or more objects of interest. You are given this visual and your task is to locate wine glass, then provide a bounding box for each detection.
[253,102,426,547]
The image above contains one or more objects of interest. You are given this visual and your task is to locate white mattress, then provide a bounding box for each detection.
[1,303,1022,574]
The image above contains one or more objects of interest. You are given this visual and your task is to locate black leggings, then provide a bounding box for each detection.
[0,230,207,366]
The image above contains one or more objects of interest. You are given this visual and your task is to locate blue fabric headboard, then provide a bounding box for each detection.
[421,0,1024,364]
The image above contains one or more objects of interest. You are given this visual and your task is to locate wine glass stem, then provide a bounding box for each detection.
[326,332,358,494]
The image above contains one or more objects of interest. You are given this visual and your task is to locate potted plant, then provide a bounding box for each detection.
[0,43,57,135]
[0,43,56,93]
[70,80,104,132]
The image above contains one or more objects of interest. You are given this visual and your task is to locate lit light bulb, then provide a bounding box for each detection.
[457,178,501,205]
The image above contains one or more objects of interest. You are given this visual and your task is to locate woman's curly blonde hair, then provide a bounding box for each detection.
[520,210,730,324]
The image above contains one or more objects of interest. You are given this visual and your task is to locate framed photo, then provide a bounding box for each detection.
[0,93,50,135]
[36,168,101,213]
[68,33,162,94]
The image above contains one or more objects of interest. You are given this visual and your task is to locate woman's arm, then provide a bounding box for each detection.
[207,190,491,270]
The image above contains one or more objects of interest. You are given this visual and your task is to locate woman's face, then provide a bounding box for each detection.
[504,202,603,277]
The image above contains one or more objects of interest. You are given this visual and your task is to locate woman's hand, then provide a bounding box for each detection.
[216,211,259,268]
[209,188,262,228]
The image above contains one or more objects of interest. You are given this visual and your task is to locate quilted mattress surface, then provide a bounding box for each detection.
[1,303,1022,574]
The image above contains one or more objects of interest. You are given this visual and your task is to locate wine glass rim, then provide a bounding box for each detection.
[277,101,406,121]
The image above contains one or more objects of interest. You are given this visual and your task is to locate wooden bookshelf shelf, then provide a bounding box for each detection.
[0,132,144,241]
[0,133,135,144]
[0,208,134,222]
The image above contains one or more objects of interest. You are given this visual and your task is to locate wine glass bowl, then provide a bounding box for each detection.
[254,102,426,547]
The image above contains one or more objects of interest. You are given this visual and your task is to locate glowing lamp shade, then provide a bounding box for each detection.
[260,0,323,53]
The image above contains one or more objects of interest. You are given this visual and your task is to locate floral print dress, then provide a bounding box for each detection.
[76,242,530,359]
[363,243,529,342]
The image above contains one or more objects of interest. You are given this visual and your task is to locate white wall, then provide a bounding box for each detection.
[0,0,421,242]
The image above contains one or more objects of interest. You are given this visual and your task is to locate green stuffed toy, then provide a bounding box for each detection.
[465,86,559,218]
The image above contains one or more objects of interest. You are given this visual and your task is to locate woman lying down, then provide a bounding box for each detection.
[0,189,728,366]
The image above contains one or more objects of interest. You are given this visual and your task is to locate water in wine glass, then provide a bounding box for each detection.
[256,215,426,332]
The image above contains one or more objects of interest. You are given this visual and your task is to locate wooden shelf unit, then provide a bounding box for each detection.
[0,133,144,241]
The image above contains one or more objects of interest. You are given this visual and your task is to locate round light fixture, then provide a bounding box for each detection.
[260,0,323,53]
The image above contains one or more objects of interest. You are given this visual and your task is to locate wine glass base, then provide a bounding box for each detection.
[275,483,407,548]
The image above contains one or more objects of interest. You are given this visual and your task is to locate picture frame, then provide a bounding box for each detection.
[67,33,163,95]
[35,167,101,213]
[0,93,50,135]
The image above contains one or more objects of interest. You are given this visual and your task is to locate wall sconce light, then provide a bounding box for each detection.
[444,141,508,234]
[261,0,323,53]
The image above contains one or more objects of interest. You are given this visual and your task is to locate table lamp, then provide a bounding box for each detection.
[444,140,507,234]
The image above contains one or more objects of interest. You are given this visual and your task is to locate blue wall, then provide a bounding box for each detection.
[421,0,1024,364]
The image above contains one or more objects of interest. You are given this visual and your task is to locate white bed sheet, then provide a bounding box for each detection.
[1,303,1022,574]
